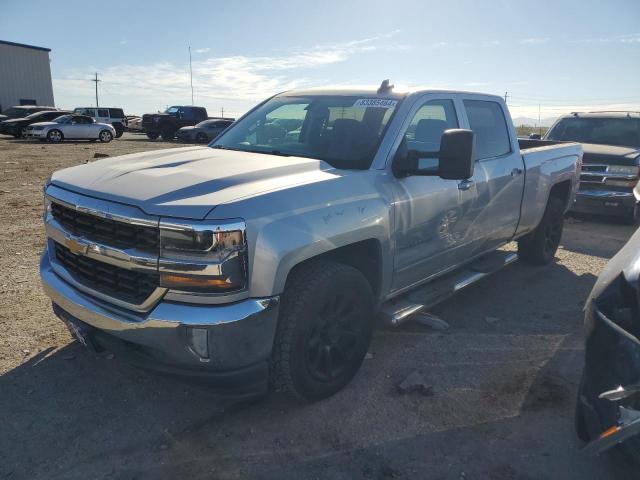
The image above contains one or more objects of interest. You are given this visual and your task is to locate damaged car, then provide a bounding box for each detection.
[576,226,640,456]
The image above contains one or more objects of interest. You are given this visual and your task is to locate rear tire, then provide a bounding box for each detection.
[47,129,63,143]
[113,123,124,138]
[518,197,565,265]
[270,260,374,402]
[98,130,113,143]
[161,128,174,141]
[146,132,159,140]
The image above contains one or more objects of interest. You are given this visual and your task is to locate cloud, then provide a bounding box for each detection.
[119,39,128,45]
[53,32,406,111]
[519,37,549,45]
[573,33,640,44]
[193,47,210,54]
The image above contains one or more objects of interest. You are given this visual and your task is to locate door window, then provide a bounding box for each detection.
[463,100,511,160]
[403,99,459,170]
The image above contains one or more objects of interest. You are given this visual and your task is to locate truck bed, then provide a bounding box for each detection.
[516,139,583,236]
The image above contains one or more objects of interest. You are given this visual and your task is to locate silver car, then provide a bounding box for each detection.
[24,114,116,143]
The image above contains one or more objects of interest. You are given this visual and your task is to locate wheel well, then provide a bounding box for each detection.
[549,180,572,209]
[291,240,383,299]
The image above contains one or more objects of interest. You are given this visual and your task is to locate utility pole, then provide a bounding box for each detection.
[221,107,224,118]
[504,91,508,104]
[188,46,194,105]
[538,103,542,136]
[92,72,101,107]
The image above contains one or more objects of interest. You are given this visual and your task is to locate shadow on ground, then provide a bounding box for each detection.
[1,221,636,479]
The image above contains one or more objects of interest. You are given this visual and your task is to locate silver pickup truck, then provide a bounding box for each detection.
[40,83,582,401]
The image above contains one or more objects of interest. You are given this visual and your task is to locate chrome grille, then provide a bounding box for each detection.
[579,164,607,185]
[51,202,159,254]
[54,242,159,305]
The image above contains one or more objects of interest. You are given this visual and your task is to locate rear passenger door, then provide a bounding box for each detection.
[96,108,110,125]
[460,98,525,252]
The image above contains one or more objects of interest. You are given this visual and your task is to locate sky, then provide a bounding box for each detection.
[1,0,639,123]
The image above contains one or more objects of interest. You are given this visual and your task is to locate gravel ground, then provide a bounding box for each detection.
[0,133,637,479]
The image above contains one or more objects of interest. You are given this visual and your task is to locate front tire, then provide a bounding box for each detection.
[146,132,159,140]
[98,130,113,143]
[271,260,374,402]
[196,132,208,143]
[518,197,565,265]
[47,129,63,143]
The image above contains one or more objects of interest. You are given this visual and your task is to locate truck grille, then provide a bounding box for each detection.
[51,202,158,254]
[580,164,606,185]
[54,242,159,305]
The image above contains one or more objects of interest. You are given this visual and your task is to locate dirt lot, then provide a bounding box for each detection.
[0,133,637,479]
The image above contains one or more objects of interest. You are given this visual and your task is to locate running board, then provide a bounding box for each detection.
[379,251,518,326]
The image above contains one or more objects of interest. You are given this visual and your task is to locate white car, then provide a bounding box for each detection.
[24,114,116,143]
[73,107,126,137]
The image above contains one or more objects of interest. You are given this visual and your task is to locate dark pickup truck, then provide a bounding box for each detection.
[142,105,208,140]
[542,111,640,222]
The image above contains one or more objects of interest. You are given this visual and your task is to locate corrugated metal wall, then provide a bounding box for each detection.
[0,43,55,111]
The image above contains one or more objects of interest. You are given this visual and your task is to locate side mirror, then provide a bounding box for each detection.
[393,129,475,180]
[529,133,541,140]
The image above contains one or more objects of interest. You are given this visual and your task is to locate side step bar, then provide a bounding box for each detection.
[379,251,518,326]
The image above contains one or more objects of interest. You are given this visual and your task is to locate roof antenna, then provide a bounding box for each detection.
[377,79,394,94]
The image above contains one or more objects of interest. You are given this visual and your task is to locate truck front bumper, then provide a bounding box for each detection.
[571,189,636,218]
[40,253,280,397]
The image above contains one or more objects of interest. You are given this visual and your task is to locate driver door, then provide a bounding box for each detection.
[64,116,86,138]
[391,96,489,292]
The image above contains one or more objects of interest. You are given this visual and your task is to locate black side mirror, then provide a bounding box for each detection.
[529,133,541,140]
[393,129,475,180]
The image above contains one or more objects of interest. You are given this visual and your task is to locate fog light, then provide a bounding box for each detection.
[186,327,209,360]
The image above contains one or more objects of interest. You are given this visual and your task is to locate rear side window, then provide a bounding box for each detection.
[108,108,124,118]
[463,100,511,160]
[97,109,109,118]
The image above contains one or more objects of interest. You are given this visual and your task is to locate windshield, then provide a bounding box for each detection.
[212,95,400,169]
[165,106,179,114]
[53,115,72,123]
[546,117,640,148]
[26,111,52,120]
[196,120,214,128]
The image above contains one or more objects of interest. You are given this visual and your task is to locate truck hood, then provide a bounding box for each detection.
[581,143,640,166]
[49,146,339,219]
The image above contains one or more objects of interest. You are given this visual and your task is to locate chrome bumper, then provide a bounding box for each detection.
[572,189,636,214]
[40,252,280,371]
[575,190,635,200]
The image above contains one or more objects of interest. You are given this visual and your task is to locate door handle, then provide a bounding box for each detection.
[458,179,475,191]
[511,168,523,176]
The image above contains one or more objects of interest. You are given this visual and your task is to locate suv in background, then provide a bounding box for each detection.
[543,111,640,222]
[0,105,57,122]
[0,110,71,138]
[73,107,126,137]
[141,105,208,140]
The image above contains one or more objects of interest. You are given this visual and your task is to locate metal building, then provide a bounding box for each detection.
[0,40,55,112]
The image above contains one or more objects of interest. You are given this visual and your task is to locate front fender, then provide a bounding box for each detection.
[249,197,393,297]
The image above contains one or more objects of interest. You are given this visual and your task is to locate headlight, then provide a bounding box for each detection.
[159,219,247,293]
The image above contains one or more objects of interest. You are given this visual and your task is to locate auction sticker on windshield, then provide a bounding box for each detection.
[353,99,398,108]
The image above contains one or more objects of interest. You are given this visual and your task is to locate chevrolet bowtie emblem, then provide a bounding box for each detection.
[65,237,87,256]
